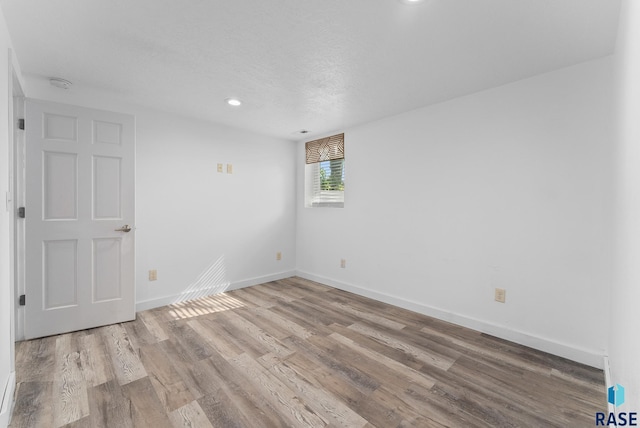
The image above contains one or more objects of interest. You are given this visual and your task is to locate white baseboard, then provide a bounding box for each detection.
[0,372,15,428]
[603,355,615,414]
[296,270,604,369]
[135,270,296,312]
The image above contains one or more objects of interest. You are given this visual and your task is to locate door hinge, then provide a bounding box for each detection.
[18,118,24,130]
[18,207,25,218]
[19,295,25,306]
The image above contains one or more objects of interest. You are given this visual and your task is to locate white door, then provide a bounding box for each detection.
[24,99,135,339]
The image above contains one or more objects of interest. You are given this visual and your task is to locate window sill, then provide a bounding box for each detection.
[306,202,344,208]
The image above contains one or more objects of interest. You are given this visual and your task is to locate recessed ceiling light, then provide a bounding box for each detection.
[49,77,72,89]
[225,98,242,107]
[400,0,424,3]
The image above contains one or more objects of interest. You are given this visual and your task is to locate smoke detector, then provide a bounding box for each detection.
[49,78,72,89]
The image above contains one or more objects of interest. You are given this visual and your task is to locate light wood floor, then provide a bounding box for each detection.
[10,277,604,427]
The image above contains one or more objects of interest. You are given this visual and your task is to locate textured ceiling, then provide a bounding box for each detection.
[0,0,621,141]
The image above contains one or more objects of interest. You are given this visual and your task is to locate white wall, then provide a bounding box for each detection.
[23,78,297,314]
[296,57,614,368]
[610,0,640,410]
[133,109,296,308]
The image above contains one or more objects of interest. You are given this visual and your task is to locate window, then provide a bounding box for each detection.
[305,133,345,208]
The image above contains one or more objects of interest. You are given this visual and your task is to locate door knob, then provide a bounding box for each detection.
[115,225,132,232]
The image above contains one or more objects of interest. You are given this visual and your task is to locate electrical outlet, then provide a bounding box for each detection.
[276,252,282,261]
[149,269,158,281]
[340,259,346,268]
[495,288,506,303]
[227,164,233,174]
[217,163,223,173]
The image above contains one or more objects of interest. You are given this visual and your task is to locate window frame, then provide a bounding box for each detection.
[304,133,345,208]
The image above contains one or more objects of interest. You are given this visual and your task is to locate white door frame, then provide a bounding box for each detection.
[10,56,25,345]
[2,48,25,428]
[12,80,24,343]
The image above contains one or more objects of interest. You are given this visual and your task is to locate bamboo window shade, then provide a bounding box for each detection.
[305,133,344,164]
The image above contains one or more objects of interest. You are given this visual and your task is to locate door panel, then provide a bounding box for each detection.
[43,151,78,220]
[43,239,77,309]
[93,156,122,219]
[93,120,122,146]
[43,113,77,141]
[24,99,135,339]
[92,238,122,302]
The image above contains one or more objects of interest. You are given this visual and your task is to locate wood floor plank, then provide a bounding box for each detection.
[521,368,604,414]
[286,353,377,408]
[348,321,457,370]
[122,377,173,428]
[63,415,94,428]
[283,334,380,395]
[78,333,114,387]
[122,317,157,351]
[327,332,436,391]
[157,339,218,399]
[228,353,327,427]
[258,353,369,428]
[430,345,600,427]
[138,343,194,412]
[355,317,464,363]
[186,319,243,360]
[12,276,605,428]
[196,390,256,428]
[293,295,364,327]
[237,307,298,340]
[230,287,278,308]
[138,311,169,342]
[196,350,294,427]
[282,353,397,426]
[550,367,606,393]
[250,305,313,339]
[252,281,297,302]
[328,322,424,371]
[9,381,54,428]
[164,321,215,362]
[268,279,316,300]
[14,336,56,383]
[84,379,133,428]
[222,310,293,357]
[307,331,439,416]
[285,276,333,293]
[167,293,251,321]
[101,324,147,386]
[199,313,273,358]
[428,376,549,428]
[325,287,393,312]
[270,303,334,335]
[168,401,214,428]
[52,335,90,427]
[368,386,454,428]
[330,300,406,330]
[420,324,553,376]
[447,355,586,426]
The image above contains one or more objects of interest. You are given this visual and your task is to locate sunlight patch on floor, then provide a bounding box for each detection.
[168,255,245,320]
[168,293,245,320]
